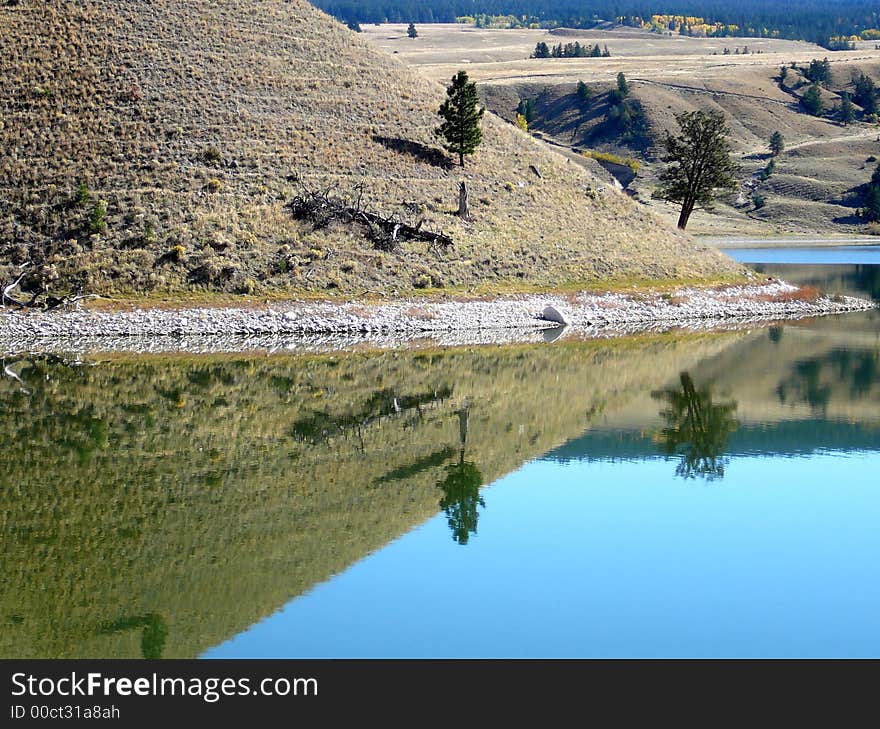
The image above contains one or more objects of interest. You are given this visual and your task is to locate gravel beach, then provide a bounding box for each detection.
[0,280,874,355]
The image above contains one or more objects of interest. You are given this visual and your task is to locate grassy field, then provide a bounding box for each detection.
[0,2,740,302]
[365,23,880,236]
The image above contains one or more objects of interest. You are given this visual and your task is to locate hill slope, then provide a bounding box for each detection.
[476,56,880,235]
[0,1,738,297]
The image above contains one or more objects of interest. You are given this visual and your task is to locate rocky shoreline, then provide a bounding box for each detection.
[0,280,874,355]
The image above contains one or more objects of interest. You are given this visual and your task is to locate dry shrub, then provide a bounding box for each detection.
[753,285,821,303]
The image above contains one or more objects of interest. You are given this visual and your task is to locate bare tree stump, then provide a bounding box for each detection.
[458,181,470,219]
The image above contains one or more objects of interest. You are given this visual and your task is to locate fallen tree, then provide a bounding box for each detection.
[1,263,93,310]
[288,185,454,253]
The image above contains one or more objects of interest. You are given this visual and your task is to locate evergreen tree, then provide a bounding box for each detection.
[853,72,878,116]
[576,80,592,108]
[616,72,629,97]
[863,163,880,222]
[437,70,484,167]
[532,41,550,58]
[407,22,418,38]
[801,83,823,116]
[769,130,785,156]
[517,97,536,123]
[656,109,739,230]
[602,44,611,57]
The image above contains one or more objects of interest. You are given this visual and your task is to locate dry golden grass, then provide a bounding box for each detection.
[373,23,880,237]
[0,1,742,298]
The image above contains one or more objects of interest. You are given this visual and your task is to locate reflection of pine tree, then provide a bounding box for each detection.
[652,372,738,480]
[436,405,483,544]
[437,453,483,545]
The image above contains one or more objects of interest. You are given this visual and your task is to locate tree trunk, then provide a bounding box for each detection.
[677,199,694,230]
[459,151,464,167]
[458,181,470,219]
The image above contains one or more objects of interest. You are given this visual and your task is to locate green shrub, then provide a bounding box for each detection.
[75,182,91,206]
[143,221,157,244]
[87,200,107,233]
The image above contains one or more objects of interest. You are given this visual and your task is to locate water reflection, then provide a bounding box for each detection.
[437,407,485,545]
[1,297,879,657]
[652,373,739,480]
[97,614,168,659]
[777,349,880,414]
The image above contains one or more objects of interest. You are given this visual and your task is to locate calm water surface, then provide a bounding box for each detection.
[2,249,879,658]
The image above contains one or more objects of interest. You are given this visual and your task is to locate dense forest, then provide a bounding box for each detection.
[316,0,880,47]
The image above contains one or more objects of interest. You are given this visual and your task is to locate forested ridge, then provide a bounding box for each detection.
[318,0,880,47]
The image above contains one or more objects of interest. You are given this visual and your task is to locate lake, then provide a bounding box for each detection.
[2,248,878,658]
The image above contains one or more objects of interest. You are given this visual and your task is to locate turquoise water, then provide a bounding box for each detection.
[204,254,880,659]
[724,245,880,265]
[207,452,880,658]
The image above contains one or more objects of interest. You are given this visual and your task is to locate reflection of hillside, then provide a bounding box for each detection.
[545,321,880,467]
[685,326,880,423]
[547,420,880,464]
[0,334,735,658]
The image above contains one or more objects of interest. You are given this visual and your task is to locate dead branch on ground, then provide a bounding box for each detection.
[289,184,454,254]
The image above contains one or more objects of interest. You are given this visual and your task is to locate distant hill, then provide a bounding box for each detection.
[0,0,738,298]
[479,59,880,235]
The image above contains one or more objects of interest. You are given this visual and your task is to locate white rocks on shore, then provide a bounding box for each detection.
[0,280,874,355]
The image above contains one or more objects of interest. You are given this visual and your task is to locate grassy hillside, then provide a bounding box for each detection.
[0,1,739,300]
[480,60,880,235]
[0,334,737,657]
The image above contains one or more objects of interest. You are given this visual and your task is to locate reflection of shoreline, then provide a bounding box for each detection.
[0,280,873,358]
[747,262,880,303]
[0,312,873,358]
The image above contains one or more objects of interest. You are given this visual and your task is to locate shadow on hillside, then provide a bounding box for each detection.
[372,135,452,168]
[832,213,864,225]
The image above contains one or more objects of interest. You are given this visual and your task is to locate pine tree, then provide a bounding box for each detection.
[532,41,550,58]
[853,72,878,116]
[407,22,417,38]
[801,84,823,116]
[863,163,880,222]
[616,72,629,97]
[437,71,484,167]
[769,130,785,156]
[576,80,592,108]
[656,109,739,230]
[864,185,880,222]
